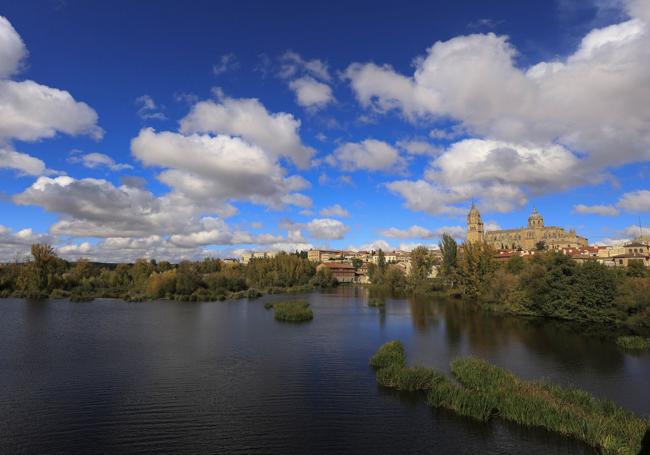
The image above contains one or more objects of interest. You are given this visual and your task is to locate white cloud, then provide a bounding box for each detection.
[349,239,392,252]
[0,16,101,178]
[396,140,441,156]
[617,190,650,212]
[213,53,239,75]
[345,7,650,211]
[0,146,47,176]
[0,225,54,261]
[289,76,334,109]
[0,80,102,142]
[327,139,406,173]
[380,224,466,239]
[69,152,133,171]
[574,204,620,216]
[131,128,311,209]
[135,95,166,121]
[386,180,466,216]
[305,218,350,240]
[320,204,350,218]
[179,95,315,168]
[0,16,26,78]
[13,176,196,238]
[279,51,331,81]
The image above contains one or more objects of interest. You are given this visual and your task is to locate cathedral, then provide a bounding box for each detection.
[467,204,588,250]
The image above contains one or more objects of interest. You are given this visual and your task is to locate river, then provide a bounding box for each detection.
[1,286,648,454]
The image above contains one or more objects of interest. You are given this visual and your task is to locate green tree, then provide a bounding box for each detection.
[439,234,458,277]
[410,246,433,283]
[535,240,546,251]
[627,260,647,277]
[457,241,496,300]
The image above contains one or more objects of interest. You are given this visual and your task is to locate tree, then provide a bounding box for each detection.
[351,258,363,269]
[627,260,647,278]
[17,244,63,298]
[377,249,386,273]
[410,246,433,283]
[457,241,496,300]
[439,234,458,277]
[535,240,546,251]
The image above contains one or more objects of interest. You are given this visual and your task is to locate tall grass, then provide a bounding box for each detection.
[273,300,313,322]
[617,336,650,352]
[369,340,649,455]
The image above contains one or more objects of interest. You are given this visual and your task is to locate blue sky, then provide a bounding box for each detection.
[0,0,649,261]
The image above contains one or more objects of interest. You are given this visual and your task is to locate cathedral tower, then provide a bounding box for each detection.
[467,203,484,243]
[528,208,544,229]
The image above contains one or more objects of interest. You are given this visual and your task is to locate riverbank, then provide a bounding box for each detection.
[370,340,650,455]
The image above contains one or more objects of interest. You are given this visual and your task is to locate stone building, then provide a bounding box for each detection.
[467,206,588,250]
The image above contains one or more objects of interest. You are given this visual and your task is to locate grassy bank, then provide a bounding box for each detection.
[273,300,313,322]
[370,340,649,455]
[617,336,650,352]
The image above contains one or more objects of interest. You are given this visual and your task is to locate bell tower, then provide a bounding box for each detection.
[467,203,484,243]
[528,208,544,229]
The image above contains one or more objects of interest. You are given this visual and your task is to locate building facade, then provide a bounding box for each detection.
[467,206,588,250]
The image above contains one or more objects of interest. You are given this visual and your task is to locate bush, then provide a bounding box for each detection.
[617,336,650,352]
[273,300,313,322]
[369,340,650,455]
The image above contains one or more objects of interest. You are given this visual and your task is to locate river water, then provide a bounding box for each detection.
[1,286,648,454]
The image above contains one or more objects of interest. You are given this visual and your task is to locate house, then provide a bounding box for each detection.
[317,262,356,283]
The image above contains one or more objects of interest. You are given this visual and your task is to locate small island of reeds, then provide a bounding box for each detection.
[272,300,313,322]
[370,340,649,455]
[617,335,650,353]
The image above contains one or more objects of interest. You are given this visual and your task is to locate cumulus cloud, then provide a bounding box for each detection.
[574,189,650,216]
[574,204,620,216]
[349,239,392,252]
[327,139,406,173]
[279,51,331,81]
[380,224,466,239]
[13,176,195,238]
[396,140,441,156]
[179,95,315,168]
[0,15,101,179]
[0,79,102,142]
[69,151,133,171]
[386,180,467,216]
[135,95,166,121]
[0,225,54,261]
[319,204,350,218]
[289,76,334,109]
[345,6,650,212]
[305,218,350,240]
[131,128,311,209]
[617,190,650,212]
[0,16,26,78]
[0,146,47,176]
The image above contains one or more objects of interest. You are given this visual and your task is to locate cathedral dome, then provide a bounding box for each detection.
[528,208,544,228]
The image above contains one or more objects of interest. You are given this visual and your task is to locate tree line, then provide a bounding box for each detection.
[368,235,649,330]
[0,244,337,302]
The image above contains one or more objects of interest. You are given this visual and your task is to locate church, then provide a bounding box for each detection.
[467,204,588,250]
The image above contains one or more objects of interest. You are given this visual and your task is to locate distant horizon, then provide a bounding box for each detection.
[1,0,650,263]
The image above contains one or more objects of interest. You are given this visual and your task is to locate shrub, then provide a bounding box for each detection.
[273,300,313,322]
[617,336,650,352]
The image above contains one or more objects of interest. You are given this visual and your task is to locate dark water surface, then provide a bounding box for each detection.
[1,287,649,454]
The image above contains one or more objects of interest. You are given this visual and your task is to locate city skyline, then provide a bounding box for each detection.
[1,0,650,262]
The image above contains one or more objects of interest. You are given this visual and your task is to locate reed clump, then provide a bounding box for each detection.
[370,340,649,455]
[616,335,650,352]
[273,300,313,322]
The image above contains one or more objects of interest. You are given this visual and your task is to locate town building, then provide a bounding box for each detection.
[467,205,588,250]
[240,251,278,264]
[317,262,356,283]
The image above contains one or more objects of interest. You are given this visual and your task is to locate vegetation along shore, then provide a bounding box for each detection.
[369,341,650,455]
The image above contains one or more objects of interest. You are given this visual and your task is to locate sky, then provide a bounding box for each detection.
[0,0,649,262]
